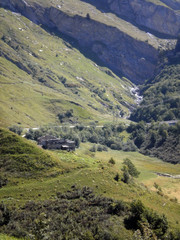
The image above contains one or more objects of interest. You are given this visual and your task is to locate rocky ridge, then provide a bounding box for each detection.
[96,0,180,37]
[0,0,177,84]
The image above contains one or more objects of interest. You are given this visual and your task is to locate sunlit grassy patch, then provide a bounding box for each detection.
[0,8,135,128]
[0,234,23,240]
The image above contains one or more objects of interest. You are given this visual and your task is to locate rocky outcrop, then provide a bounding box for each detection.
[100,0,180,37]
[0,0,159,84]
[0,0,51,26]
[48,7,159,84]
[161,0,180,10]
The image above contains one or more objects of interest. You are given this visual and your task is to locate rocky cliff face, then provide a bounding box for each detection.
[100,0,180,37]
[2,0,176,84]
[49,7,159,84]
[161,0,180,10]
[0,0,51,26]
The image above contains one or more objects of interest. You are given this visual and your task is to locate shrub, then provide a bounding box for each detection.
[123,158,140,178]
[121,166,130,184]
[97,145,103,152]
[65,109,73,118]
[0,175,8,188]
[109,157,115,165]
[107,201,126,216]
[170,197,178,203]
[9,125,23,135]
[167,230,180,240]
[86,13,91,19]
[89,134,99,143]
[0,187,127,239]
[122,140,137,152]
[116,123,125,132]
[114,173,120,182]
[102,145,108,151]
[134,133,145,148]
[0,203,10,226]
[110,143,122,150]
[57,109,74,123]
[89,145,96,152]
[125,200,168,238]
[74,135,80,148]
[153,182,159,189]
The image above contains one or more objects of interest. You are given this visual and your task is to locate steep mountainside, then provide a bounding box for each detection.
[130,64,180,122]
[0,8,137,127]
[0,0,179,127]
[94,0,180,37]
[0,0,177,84]
[130,40,180,122]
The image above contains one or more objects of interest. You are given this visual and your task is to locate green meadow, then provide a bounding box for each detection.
[0,129,179,234]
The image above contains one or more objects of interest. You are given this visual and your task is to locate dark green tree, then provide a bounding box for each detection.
[123,158,140,178]
[9,125,23,135]
[121,166,130,184]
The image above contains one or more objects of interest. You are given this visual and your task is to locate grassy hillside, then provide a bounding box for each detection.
[0,2,179,239]
[0,8,137,128]
[0,128,180,238]
[0,128,66,177]
[0,141,180,238]
[0,0,177,128]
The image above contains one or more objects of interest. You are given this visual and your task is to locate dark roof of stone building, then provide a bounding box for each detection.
[38,135,57,141]
[38,136,75,145]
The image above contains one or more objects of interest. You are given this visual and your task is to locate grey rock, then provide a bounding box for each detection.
[160,0,180,10]
[102,0,180,37]
[0,0,168,84]
[48,7,159,84]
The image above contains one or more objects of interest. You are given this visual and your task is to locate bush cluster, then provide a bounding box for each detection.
[0,175,8,188]
[57,109,75,123]
[0,187,174,240]
[25,120,179,163]
[127,121,180,164]
[9,125,23,135]
[26,123,137,152]
[125,200,168,239]
[121,158,140,184]
[0,187,127,240]
[130,64,180,122]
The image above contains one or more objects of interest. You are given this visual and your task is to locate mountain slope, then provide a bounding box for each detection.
[92,0,180,37]
[0,128,64,176]
[0,0,177,84]
[0,2,180,240]
[0,8,136,127]
[0,0,178,128]
[130,42,180,122]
